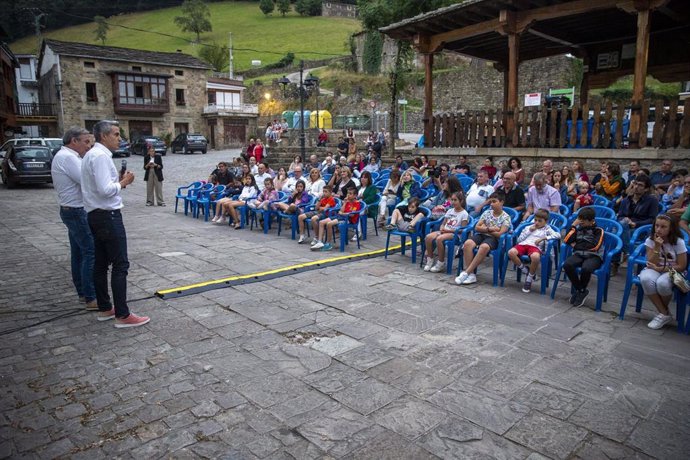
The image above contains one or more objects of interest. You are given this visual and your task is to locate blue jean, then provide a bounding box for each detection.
[59,207,95,301]
[87,209,130,318]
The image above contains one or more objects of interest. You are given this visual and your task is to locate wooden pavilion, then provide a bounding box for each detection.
[381,0,690,150]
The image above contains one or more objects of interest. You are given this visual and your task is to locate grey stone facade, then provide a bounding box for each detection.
[322,1,358,19]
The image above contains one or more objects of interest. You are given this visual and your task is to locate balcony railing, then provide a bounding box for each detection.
[114,97,169,115]
[203,103,258,115]
[16,103,57,117]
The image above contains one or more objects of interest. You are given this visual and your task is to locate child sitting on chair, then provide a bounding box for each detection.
[456,190,512,285]
[248,178,278,211]
[562,207,605,307]
[299,185,336,245]
[385,197,425,232]
[274,180,310,214]
[507,208,561,293]
[312,187,361,252]
[423,192,469,273]
[572,181,593,212]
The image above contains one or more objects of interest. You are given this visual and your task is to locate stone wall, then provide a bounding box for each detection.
[54,56,207,139]
[322,2,358,19]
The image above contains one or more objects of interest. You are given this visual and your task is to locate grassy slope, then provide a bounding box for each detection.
[9,1,360,71]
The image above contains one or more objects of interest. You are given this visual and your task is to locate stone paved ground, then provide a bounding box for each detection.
[1,149,689,459]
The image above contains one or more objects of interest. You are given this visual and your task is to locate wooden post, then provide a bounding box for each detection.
[580,72,590,105]
[629,7,651,148]
[506,33,520,147]
[422,53,434,148]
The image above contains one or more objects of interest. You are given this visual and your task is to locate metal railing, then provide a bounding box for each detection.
[203,103,258,115]
[16,103,57,117]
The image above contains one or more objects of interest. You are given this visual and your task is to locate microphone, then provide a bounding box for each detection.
[120,159,127,179]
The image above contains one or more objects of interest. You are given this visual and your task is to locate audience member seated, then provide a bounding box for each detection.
[247,178,278,212]
[456,190,512,285]
[305,154,321,172]
[332,166,357,200]
[561,165,578,201]
[363,156,380,174]
[595,162,625,200]
[552,170,570,204]
[397,169,424,207]
[590,161,608,188]
[661,171,686,207]
[208,162,235,186]
[337,137,349,156]
[311,187,361,252]
[218,175,259,228]
[465,170,494,216]
[320,156,336,176]
[495,172,525,212]
[393,154,409,171]
[249,157,258,175]
[612,175,658,273]
[480,157,497,180]
[572,160,590,184]
[423,192,469,273]
[283,166,305,193]
[561,207,604,307]
[650,160,674,192]
[377,170,401,226]
[243,138,255,162]
[422,163,450,189]
[454,155,472,175]
[572,181,593,211]
[317,129,328,147]
[274,180,310,215]
[640,214,687,330]
[523,173,562,221]
[508,157,525,186]
[358,171,379,226]
[622,160,641,185]
[349,153,366,178]
[273,167,288,191]
[254,163,272,191]
[299,186,336,245]
[387,197,426,233]
[305,168,326,198]
[288,155,303,173]
[530,160,554,186]
[427,176,463,220]
[668,175,690,218]
[507,208,561,293]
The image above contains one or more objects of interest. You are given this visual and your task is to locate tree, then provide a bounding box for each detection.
[296,0,322,16]
[174,0,212,42]
[198,42,229,72]
[276,0,291,17]
[357,0,458,153]
[93,15,109,45]
[259,0,275,16]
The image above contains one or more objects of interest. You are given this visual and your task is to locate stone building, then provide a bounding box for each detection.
[203,75,258,149]
[0,41,19,144]
[322,2,358,19]
[36,39,212,141]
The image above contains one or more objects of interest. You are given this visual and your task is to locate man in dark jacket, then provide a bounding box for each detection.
[613,174,658,272]
[562,207,605,307]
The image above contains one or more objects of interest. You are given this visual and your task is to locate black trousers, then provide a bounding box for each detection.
[563,253,602,291]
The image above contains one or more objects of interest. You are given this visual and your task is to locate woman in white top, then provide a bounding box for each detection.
[288,155,303,173]
[377,169,402,225]
[640,214,688,330]
[305,168,326,198]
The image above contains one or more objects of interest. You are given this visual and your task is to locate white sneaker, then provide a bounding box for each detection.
[211,216,219,223]
[647,313,672,330]
[310,238,318,246]
[430,260,445,273]
[455,271,468,285]
[298,235,306,244]
[351,234,359,242]
[423,259,435,272]
[311,241,324,250]
[463,273,477,285]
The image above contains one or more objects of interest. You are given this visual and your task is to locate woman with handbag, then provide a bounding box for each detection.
[640,214,688,329]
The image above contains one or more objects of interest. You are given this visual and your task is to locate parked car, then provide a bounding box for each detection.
[113,139,131,158]
[1,145,53,188]
[0,137,62,159]
[171,133,208,154]
[131,136,167,156]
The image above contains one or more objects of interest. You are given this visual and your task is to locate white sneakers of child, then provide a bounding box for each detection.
[423,259,435,272]
[454,271,477,285]
[429,260,445,273]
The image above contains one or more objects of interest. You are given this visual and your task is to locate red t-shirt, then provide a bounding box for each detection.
[318,196,336,210]
[342,200,362,224]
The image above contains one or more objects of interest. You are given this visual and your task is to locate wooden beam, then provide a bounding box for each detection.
[629,7,651,148]
[515,0,622,31]
[428,18,502,51]
[526,28,578,48]
[422,53,434,147]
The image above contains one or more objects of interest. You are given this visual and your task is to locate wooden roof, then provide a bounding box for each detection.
[381,0,690,84]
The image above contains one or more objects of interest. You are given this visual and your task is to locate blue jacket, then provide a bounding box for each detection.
[397,180,423,201]
[617,193,659,227]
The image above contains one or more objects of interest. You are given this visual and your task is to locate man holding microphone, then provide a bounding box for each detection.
[81,120,150,328]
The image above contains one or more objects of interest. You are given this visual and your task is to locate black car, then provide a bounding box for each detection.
[131,136,167,156]
[113,139,131,158]
[171,133,208,154]
[1,145,53,188]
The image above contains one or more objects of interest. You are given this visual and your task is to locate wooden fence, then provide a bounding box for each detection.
[426,99,690,149]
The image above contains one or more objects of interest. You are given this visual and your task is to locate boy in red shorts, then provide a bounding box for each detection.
[507,208,561,293]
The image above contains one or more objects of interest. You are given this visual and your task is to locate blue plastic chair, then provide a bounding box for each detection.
[278,196,315,240]
[458,176,474,193]
[592,195,613,208]
[501,220,563,294]
[360,193,381,241]
[592,217,623,236]
[550,232,623,311]
[384,207,430,263]
[503,207,522,228]
[298,197,341,239]
[567,205,616,227]
[196,185,225,221]
[457,223,512,287]
[559,204,571,218]
[422,215,475,274]
[186,183,212,218]
[618,225,653,321]
[337,200,368,252]
[249,192,286,234]
[174,181,202,215]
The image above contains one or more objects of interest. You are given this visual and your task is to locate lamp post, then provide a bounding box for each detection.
[304,73,320,129]
[278,76,290,97]
[297,61,306,158]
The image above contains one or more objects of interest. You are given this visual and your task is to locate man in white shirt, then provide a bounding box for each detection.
[282,166,305,193]
[465,170,495,216]
[52,127,97,310]
[82,120,149,328]
[254,163,272,191]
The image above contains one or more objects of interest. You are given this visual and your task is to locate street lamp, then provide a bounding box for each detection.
[297,61,306,158]
[277,76,290,98]
[304,73,320,130]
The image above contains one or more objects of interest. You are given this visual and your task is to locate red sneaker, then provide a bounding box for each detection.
[97,308,115,321]
[114,313,151,329]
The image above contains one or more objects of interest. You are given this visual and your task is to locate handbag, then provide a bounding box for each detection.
[668,267,690,294]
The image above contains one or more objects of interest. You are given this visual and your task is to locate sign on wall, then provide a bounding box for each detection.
[596,51,620,70]
[524,92,542,107]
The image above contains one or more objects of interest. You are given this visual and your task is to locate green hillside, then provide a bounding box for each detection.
[9,1,360,71]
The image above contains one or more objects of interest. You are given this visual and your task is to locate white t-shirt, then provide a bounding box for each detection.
[645,237,687,268]
[466,183,494,208]
[442,208,469,232]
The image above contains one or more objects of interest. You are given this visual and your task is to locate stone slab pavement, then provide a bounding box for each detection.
[0,149,689,459]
